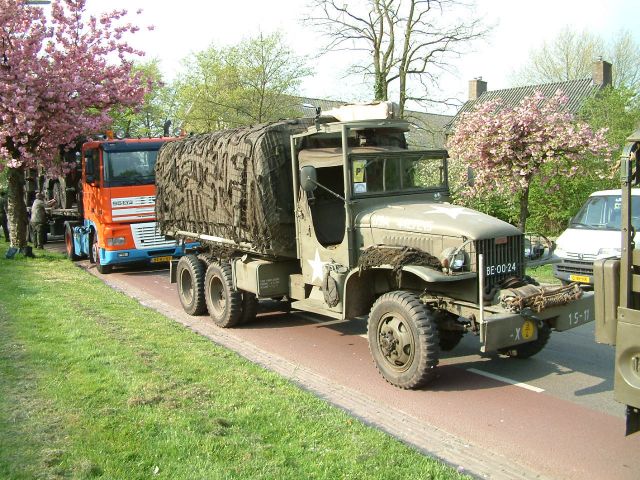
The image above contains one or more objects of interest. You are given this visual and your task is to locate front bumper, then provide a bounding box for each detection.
[553,260,594,285]
[100,244,195,266]
[481,292,594,352]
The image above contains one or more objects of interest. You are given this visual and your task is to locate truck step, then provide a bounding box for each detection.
[291,299,342,320]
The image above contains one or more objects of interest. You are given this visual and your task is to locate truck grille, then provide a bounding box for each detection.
[131,222,177,250]
[555,259,594,275]
[475,235,524,292]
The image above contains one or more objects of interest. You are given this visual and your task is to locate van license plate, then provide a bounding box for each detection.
[151,256,172,264]
[569,274,590,283]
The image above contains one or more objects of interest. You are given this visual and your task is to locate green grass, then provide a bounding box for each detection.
[0,243,467,480]
[526,264,561,285]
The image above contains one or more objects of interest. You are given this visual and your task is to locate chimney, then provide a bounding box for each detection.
[592,58,612,88]
[469,77,487,101]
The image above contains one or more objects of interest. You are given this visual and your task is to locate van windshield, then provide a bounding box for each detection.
[571,195,640,230]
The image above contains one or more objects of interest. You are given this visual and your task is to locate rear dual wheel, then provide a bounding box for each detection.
[177,254,207,315]
[177,257,258,325]
[204,262,243,327]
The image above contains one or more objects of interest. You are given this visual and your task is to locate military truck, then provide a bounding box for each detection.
[594,129,640,435]
[156,103,594,389]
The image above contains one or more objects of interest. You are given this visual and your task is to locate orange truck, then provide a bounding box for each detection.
[62,136,191,273]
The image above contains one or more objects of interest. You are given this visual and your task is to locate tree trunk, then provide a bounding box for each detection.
[518,186,530,232]
[7,166,29,248]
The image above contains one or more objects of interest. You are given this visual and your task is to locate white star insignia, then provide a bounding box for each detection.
[427,205,477,219]
[307,249,326,282]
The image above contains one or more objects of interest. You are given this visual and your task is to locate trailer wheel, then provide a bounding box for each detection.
[176,255,207,315]
[368,291,439,389]
[204,262,242,327]
[498,321,551,359]
[64,223,79,261]
[240,292,259,324]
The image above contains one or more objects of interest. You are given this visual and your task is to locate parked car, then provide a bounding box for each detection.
[553,189,640,286]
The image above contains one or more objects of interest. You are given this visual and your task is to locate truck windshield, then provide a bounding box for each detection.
[350,151,447,196]
[104,150,157,187]
[571,195,640,230]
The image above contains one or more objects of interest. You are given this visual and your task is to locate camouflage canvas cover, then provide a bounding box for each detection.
[156,119,315,258]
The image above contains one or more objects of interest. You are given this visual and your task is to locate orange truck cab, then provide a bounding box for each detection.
[64,137,192,273]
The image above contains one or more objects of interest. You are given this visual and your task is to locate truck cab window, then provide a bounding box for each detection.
[84,149,99,185]
[309,166,346,247]
[104,150,157,187]
[351,151,447,196]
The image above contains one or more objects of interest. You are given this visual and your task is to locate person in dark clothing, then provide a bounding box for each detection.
[30,192,55,249]
[0,190,9,242]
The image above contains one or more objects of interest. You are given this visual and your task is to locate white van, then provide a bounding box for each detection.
[553,189,640,285]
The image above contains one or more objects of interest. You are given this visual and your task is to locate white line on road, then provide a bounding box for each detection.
[467,368,545,393]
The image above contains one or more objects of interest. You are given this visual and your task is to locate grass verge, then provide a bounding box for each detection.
[0,244,467,480]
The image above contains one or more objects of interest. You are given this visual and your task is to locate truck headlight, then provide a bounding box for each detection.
[107,236,126,246]
[440,247,467,272]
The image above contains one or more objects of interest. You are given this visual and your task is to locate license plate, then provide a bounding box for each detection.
[569,274,590,283]
[150,256,172,264]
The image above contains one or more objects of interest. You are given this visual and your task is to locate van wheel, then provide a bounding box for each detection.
[204,262,242,327]
[177,254,207,315]
[498,321,551,359]
[368,291,439,389]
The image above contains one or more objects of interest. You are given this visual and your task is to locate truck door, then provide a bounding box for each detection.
[297,162,350,287]
[82,147,101,221]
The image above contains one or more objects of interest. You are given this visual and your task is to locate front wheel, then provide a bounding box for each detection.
[498,321,551,359]
[368,291,439,389]
[90,231,112,274]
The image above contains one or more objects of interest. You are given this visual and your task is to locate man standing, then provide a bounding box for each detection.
[30,192,54,249]
[0,190,9,242]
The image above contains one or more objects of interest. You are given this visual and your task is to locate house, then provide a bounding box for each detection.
[287,95,453,149]
[447,59,613,131]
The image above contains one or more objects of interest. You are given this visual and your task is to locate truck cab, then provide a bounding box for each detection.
[66,137,189,273]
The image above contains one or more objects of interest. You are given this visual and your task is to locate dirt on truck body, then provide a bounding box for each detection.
[156,102,595,389]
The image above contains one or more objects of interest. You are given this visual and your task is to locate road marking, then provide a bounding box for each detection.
[467,368,545,393]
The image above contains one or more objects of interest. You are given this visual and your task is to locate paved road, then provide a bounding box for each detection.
[50,242,639,480]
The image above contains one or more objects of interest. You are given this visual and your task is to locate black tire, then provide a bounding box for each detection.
[498,321,551,359]
[438,330,464,352]
[176,255,207,315]
[204,262,242,327]
[90,232,112,274]
[240,292,259,324]
[368,291,439,389]
[52,181,63,209]
[64,223,79,261]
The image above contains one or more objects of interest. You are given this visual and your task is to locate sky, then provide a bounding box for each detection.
[78,0,640,115]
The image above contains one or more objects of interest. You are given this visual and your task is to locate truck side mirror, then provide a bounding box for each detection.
[300,166,318,193]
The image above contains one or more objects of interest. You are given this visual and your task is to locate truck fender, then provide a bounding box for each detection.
[342,266,477,319]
